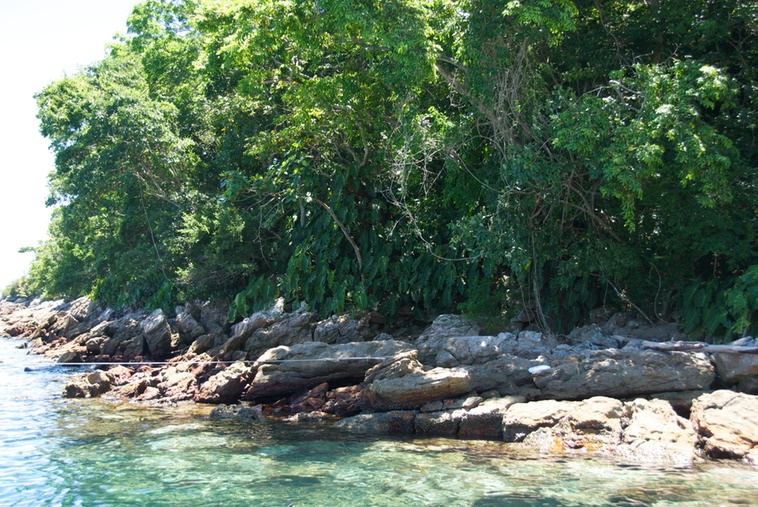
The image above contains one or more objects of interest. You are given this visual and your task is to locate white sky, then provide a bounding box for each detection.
[0,0,143,290]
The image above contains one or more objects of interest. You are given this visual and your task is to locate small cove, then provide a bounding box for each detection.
[1,337,757,507]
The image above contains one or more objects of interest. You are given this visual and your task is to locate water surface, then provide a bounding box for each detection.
[1,337,756,506]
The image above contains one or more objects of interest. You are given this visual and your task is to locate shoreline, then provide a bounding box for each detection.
[1,296,756,466]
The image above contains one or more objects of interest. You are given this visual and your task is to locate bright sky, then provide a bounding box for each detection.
[0,0,143,290]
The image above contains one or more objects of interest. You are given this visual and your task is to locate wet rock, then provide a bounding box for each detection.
[690,390,758,461]
[63,370,115,398]
[415,409,464,437]
[335,411,416,435]
[532,349,715,400]
[363,351,473,410]
[195,361,255,404]
[209,403,264,423]
[458,396,524,439]
[323,385,364,417]
[281,382,329,414]
[248,340,412,399]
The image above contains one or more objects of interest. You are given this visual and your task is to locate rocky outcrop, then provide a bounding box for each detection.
[531,349,715,400]
[363,351,473,410]
[247,340,412,399]
[690,390,758,462]
[4,297,758,465]
[195,361,255,404]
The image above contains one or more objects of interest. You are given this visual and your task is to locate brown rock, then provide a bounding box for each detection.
[195,362,255,404]
[690,390,758,460]
[458,396,524,439]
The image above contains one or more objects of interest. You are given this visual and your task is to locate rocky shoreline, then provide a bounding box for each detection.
[1,296,757,466]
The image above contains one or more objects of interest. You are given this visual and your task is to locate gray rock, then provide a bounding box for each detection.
[334,411,416,435]
[415,409,465,436]
[248,340,413,399]
[690,390,758,461]
[141,309,172,357]
[711,351,758,385]
[532,349,715,400]
[209,404,264,423]
[566,324,620,350]
[313,314,372,344]
[416,314,482,363]
[242,311,315,358]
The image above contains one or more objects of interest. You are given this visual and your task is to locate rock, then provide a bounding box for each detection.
[426,334,513,367]
[195,362,255,404]
[247,340,412,399]
[323,385,364,417]
[690,390,758,460]
[174,310,205,343]
[141,309,172,358]
[414,409,465,437]
[313,314,373,344]
[188,334,216,355]
[198,300,230,336]
[209,404,264,423]
[363,351,473,410]
[502,400,575,442]
[416,314,481,363]
[62,370,115,398]
[512,330,559,359]
[463,354,542,397]
[737,377,758,395]
[221,311,278,357]
[711,351,758,385]
[241,311,316,358]
[566,324,620,350]
[600,313,687,342]
[283,382,329,414]
[532,349,715,400]
[458,396,524,439]
[646,390,708,418]
[616,399,698,466]
[334,411,416,435]
[157,370,199,402]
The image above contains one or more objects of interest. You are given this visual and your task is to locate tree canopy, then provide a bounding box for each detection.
[19,0,756,340]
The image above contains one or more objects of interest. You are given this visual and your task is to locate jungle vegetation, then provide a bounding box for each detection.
[11,0,756,339]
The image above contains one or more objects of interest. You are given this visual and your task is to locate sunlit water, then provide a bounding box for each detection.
[1,337,757,506]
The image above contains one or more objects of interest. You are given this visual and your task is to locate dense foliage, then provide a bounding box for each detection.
[21,0,756,339]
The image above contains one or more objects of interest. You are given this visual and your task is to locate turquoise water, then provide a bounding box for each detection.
[1,337,757,506]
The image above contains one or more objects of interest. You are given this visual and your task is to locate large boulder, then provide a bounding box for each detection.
[690,390,758,462]
[247,340,413,399]
[241,311,316,359]
[141,309,173,357]
[615,398,698,466]
[416,314,481,364]
[363,351,473,410]
[532,349,715,400]
[195,361,255,404]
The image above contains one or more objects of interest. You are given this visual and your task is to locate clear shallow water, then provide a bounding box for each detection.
[1,337,757,506]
